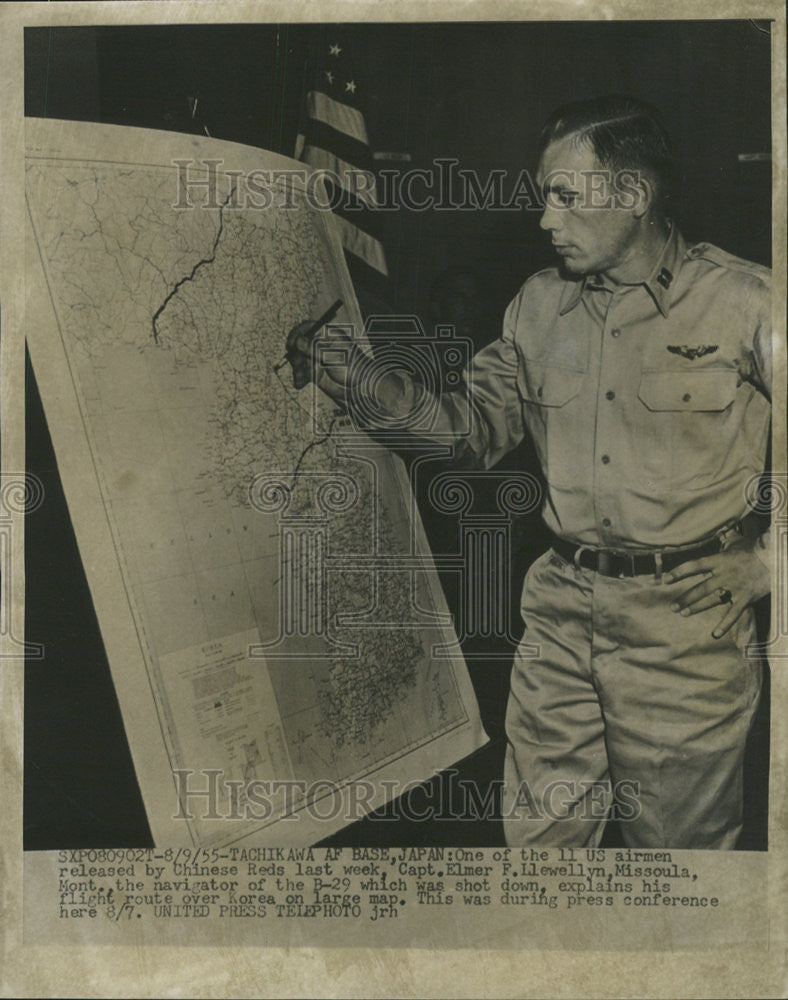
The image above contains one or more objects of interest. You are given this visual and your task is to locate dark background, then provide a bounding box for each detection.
[24,20,772,850]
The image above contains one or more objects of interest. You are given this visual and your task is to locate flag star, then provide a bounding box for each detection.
[325,70,334,84]
[345,80,356,93]
[329,43,342,56]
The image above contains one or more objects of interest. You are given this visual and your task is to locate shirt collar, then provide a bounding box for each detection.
[558,224,686,318]
[642,223,685,317]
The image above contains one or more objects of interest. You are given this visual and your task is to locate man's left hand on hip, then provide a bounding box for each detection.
[665,537,771,639]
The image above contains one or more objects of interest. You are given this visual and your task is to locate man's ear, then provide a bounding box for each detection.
[631,173,655,220]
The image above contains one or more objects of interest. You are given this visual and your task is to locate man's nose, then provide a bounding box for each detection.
[539,202,561,232]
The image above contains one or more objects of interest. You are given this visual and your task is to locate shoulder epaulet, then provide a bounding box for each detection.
[522,265,562,288]
[506,266,564,321]
[685,242,770,284]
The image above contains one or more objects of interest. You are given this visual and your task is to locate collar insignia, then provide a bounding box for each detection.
[657,267,673,289]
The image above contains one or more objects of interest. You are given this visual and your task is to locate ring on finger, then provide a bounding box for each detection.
[717,587,733,605]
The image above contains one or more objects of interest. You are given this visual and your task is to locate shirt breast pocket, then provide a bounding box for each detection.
[517,363,585,487]
[517,363,584,407]
[637,369,739,488]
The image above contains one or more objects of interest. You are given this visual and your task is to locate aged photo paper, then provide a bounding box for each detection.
[2,1,787,997]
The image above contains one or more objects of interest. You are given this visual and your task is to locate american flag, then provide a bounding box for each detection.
[295,28,391,313]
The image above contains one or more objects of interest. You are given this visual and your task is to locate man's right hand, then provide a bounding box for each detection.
[286,320,420,431]
[285,320,360,404]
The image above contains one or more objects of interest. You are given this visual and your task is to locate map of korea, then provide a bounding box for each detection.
[26,151,471,800]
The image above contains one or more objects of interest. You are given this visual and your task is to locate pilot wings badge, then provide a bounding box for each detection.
[667,344,719,360]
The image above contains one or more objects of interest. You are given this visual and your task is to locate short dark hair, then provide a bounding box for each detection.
[539,95,673,208]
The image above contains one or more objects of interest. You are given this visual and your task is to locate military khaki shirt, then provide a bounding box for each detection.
[382,226,771,549]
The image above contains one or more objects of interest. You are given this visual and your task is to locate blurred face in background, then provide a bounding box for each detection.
[428,269,492,358]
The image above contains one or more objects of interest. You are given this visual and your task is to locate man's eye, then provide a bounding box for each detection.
[558,191,578,207]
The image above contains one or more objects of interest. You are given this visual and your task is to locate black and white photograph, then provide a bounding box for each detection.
[1,2,786,997]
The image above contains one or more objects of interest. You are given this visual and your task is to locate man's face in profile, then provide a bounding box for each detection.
[537,135,641,279]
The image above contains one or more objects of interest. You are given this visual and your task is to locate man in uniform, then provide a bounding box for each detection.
[287,96,773,849]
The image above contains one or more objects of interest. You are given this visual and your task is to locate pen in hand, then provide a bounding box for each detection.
[274,298,344,374]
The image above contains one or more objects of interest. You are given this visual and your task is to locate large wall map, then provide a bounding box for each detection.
[25,119,484,846]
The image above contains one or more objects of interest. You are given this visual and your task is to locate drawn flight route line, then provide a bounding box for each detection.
[151,185,236,344]
[270,362,344,492]
[287,415,344,492]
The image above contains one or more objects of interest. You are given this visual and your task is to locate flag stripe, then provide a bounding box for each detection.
[306,90,369,145]
[333,215,388,275]
[300,144,379,208]
[323,178,387,241]
[302,116,374,174]
[344,252,394,310]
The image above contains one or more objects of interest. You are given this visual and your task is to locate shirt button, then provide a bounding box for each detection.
[610,328,621,338]
[605,390,615,400]
[537,387,543,398]
[682,392,691,402]
[602,517,612,527]
[601,454,610,464]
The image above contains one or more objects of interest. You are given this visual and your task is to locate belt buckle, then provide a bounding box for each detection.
[619,552,637,578]
[607,550,637,577]
[609,551,635,577]
[597,550,613,576]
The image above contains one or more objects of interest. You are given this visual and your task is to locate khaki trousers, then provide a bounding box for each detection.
[502,548,762,848]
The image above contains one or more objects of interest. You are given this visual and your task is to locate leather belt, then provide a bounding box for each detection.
[549,533,725,578]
